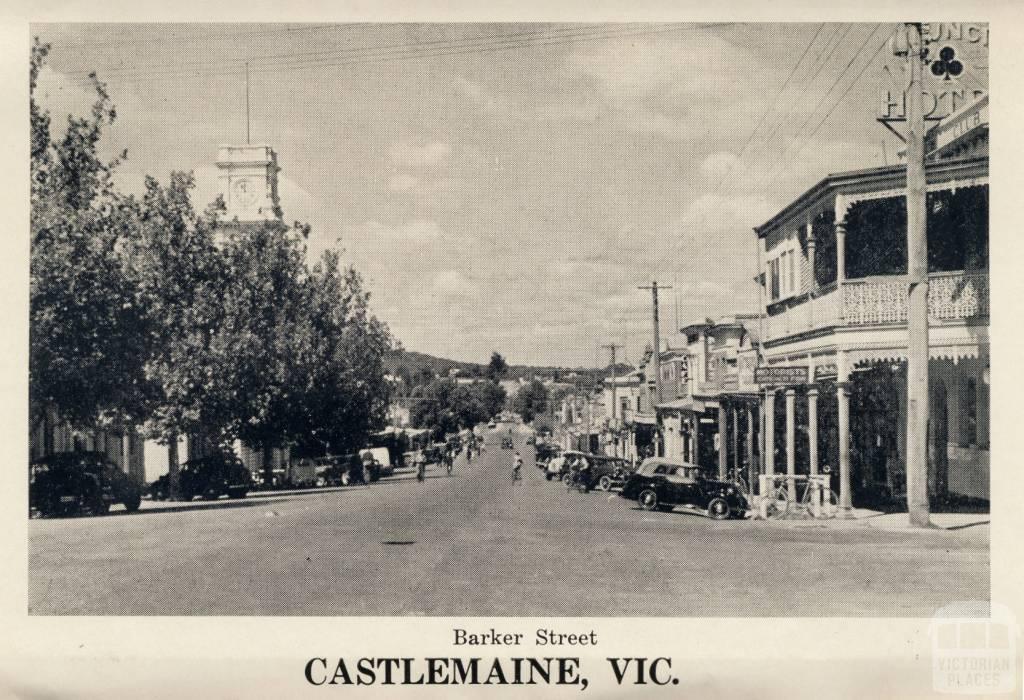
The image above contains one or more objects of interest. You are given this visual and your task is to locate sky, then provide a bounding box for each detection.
[31,22,988,368]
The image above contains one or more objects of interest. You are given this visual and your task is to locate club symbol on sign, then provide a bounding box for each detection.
[929,46,963,81]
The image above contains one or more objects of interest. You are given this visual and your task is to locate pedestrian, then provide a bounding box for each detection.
[416,451,426,482]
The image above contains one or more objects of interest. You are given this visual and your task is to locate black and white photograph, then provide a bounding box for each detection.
[5,6,1021,697]
[24,20,992,618]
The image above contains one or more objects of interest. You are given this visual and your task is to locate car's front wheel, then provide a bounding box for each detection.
[707,497,731,520]
[638,489,659,511]
[228,487,247,499]
[598,475,612,491]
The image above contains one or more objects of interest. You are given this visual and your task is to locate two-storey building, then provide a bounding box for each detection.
[753,95,989,511]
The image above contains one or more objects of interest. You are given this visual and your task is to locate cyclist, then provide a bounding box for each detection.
[444,449,454,475]
[512,451,523,481]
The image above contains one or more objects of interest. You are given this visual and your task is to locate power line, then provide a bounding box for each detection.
[758,24,889,185]
[648,22,829,281]
[61,23,738,87]
[40,23,362,50]
[58,22,658,78]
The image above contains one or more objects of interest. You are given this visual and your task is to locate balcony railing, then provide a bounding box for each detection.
[764,271,988,343]
[763,285,842,341]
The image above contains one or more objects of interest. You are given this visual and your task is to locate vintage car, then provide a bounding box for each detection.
[30,451,143,517]
[313,455,361,487]
[589,456,634,491]
[500,437,514,449]
[534,443,561,469]
[620,458,748,519]
[151,453,252,501]
[359,447,393,480]
[559,453,628,492]
[550,450,590,481]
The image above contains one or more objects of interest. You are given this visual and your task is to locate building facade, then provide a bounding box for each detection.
[752,97,989,509]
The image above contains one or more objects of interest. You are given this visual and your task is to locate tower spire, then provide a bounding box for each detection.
[245,61,251,145]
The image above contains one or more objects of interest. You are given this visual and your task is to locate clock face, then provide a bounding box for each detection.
[232,177,259,208]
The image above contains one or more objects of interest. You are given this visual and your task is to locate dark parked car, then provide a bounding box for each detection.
[150,453,252,501]
[588,456,633,491]
[500,437,514,449]
[534,443,561,468]
[317,454,366,486]
[30,451,143,517]
[620,458,748,519]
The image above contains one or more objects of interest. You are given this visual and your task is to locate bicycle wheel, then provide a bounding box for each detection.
[765,486,789,520]
[817,489,840,519]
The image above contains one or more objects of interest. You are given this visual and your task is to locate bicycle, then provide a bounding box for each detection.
[765,472,839,519]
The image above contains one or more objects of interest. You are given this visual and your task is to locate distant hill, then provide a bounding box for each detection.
[384,349,633,389]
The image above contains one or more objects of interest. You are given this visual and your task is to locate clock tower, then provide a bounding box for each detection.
[216,144,282,224]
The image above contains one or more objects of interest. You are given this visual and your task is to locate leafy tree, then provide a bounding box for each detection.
[486,351,507,381]
[409,378,507,438]
[472,380,507,420]
[291,251,393,456]
[215,219,311,485]
[120,172,231,496]
[410,379,460,440]
[29,39,147,433]
[513,379,549,423]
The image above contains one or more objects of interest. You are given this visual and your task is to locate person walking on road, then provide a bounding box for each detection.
[512,451,523,481]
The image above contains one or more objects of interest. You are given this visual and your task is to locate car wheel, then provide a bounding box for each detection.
[316,477,326,488]
[638,489,659,512]
[122,491,142,513]
[228,487,247,499]
[545,474,553,481]
[598,475,612,491]
[707,497,731,520]
[341,473,351,486]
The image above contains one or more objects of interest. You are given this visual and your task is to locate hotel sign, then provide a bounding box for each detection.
[754,366,809,386]
[879,23,987,123]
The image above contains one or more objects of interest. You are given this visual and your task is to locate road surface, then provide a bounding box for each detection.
[29,427,988,616]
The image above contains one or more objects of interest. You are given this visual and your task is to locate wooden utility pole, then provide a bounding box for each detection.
[638,282,671,407]
[905,22,932,527]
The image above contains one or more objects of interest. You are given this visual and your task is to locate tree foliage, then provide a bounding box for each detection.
[486,351,507,381]
[410,379,506,439]
[512,379,549,423]
[29,41,395,486]
[30,39,145,431]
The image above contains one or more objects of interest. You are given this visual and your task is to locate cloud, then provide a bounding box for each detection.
[388,173,419,192]
[376,219,442,243]
[390,142,451,168]
[700,151,740,181]
[432,269,478,297]
[454,77,511,114]
[33,65,102,124]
